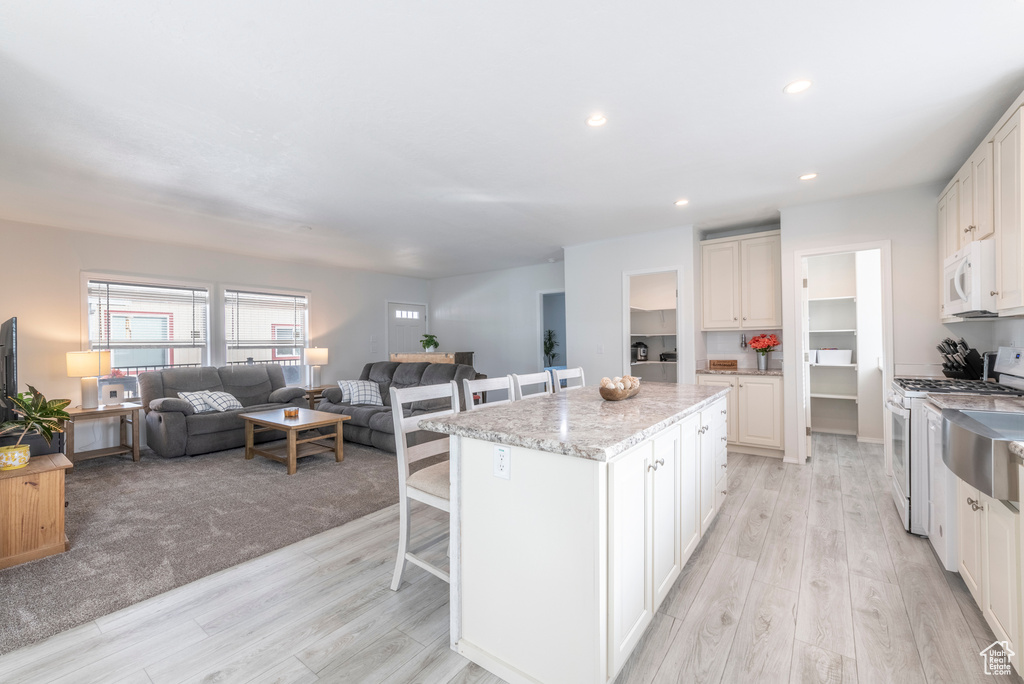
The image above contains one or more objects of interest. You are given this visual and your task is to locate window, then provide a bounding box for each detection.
[225,290,308,366]
[87,280,209,373]
[394,309,420,319]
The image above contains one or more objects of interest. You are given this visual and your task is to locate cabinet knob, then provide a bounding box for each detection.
[721,463,727,468]
[967,497,978,506]
[721,436,727,442]
[991,291,999,296]
[733,317,737,320]
[742,317,747,320]
[656,458,665,467]
[648,463,659,472]
[721,490,727,496]
[963,226,972,233]
[720,410,727,415]
[972,502,984,512]
[739,384,744,388]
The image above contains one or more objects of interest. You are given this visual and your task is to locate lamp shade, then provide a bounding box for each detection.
[304,347,329,365]
[66,350,112,378]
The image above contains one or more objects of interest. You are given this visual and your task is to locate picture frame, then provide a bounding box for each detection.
[101,384,124,406]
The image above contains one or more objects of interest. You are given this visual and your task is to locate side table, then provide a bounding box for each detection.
[63,403,142,463]
[302,385,334,410]
[0,452,73,569]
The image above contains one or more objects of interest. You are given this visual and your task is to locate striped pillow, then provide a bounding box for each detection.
[203,391,243,412]
[337,380,383,406]
[177,391,213,413]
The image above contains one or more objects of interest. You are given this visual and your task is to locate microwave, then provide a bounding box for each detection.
[943,239,997,318]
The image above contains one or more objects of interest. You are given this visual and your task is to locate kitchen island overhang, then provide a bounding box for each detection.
[420,383,732,684]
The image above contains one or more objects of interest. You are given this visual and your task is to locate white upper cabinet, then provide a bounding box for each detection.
[971,142,995,241]
[701,241,740,329]
[741,235,783,328]
[701,231,781,330]
[995,107,1024,313]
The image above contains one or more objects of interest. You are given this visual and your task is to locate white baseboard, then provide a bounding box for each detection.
[727,444,785,459]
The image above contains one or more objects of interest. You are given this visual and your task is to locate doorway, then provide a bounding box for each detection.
[387,302,427,354]
[625,271,679,383]
[541,292,566,369]
[795,243,893,465]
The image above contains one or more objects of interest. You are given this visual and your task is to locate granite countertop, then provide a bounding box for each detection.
[696,368,783,377]
[926,393,1024,464]
[419,383,730,462]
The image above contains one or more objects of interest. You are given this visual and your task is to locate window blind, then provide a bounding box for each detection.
[87,280,208,349]
[224,290,308,349]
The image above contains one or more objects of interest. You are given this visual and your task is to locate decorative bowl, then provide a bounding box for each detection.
[283,408,300,419]
[599,385,641,401]
[0,444,31,470]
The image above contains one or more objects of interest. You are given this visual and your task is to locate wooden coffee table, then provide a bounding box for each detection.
[239,408,351,475]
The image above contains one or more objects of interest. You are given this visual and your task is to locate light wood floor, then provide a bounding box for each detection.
[0,434,1017,683]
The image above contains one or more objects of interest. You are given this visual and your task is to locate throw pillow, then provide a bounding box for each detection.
[177,391,213,413]
[202,390,243,412]
[337,380,383,406]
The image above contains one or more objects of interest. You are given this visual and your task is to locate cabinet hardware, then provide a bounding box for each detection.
[972,502,984,512]
[742,317,747,320]
[648,463,659,472]
[721,463,727,468]
[721,490,727,496]
[739,384,744,388]
[721,436,727,442]
[991,291,999,296]
[733,317,737,320]
[967,497,978,506]
[656,458,665,467]
[720,410,727,415]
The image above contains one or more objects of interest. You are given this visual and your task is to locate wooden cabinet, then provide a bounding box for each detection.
[995,107,1024,314]
[697,374,783,454]
[701,231,781,330]
[958,478,984,603]
[608,399,725,674]
[737,376,784,449]
[0,453,73,570]
[983,494,1021,664]
[701,241,741,329]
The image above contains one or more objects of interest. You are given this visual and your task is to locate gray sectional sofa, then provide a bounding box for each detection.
[317,361,476,452]
[140,364,307,457]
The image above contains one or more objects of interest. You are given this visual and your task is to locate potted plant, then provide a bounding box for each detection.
[420,334,439,352]
[749,333,779,371]
[543,329,559,367]
[0,386,71,470]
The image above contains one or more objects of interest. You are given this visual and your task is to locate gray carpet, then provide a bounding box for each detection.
[0,440,404,656]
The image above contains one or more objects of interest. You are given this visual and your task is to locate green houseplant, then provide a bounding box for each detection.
[0,386,71,470]
[420,334,439,352]
[543,329,559,367]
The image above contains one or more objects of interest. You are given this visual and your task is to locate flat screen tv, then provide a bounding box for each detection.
[0,317,16,423]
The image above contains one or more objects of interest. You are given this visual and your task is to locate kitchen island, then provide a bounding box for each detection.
[420,383,730,684]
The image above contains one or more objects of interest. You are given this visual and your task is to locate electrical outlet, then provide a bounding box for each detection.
[493,445,511,480]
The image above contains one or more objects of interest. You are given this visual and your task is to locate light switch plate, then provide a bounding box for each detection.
[493,445,511,480]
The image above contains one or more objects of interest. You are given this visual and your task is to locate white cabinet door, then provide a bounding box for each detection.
[995,108,1024,312]
[959,159,975,246]
[740,234,782,328]
[737,376,784,449]
[679,413,701,563]
[651,427,682,607]
[983,495,1020,662]
[699,414,716,534]
[946,180,962,257]
[608,443,654,673]
[702,241,741,330]
[973,142,995,241]
[958,478,984,604]
[696,375,738,443]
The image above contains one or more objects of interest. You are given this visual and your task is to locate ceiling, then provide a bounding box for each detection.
[2,1,1024,279]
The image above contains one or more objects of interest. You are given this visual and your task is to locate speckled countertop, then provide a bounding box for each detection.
[696,368,783,376]
[926,394,1024,463]
[419,383,730,461]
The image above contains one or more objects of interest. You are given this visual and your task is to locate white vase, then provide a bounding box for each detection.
[425,346,438,353]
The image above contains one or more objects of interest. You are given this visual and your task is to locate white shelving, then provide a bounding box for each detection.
[808,296,856,302]
[810,393,858,401]
[631,361,677,366]
[631,332,676,337]
[810,329,856,334]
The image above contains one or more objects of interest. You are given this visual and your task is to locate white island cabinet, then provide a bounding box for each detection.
[420,383,729,684]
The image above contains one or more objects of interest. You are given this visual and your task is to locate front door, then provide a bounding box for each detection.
[388,303,427,354]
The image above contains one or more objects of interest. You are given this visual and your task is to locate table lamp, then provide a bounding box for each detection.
[304,347,328,387]
[66,350,111,409]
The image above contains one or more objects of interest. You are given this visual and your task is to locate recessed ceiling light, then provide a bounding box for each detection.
[799,173,818,181]
[586,113,607,127]
[674,199,689,206]
[783,79,812,95]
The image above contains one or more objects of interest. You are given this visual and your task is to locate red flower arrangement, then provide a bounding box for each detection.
[749,333,779,356]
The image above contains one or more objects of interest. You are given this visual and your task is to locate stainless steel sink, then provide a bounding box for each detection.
[942,410,1024,501]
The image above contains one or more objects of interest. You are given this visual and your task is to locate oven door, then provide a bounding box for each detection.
[887,395,911,530]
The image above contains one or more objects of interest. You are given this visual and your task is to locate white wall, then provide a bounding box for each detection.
[2,219,430,450]
[428,262,564,379]
[779,184,995,460]
[564,227,697,385]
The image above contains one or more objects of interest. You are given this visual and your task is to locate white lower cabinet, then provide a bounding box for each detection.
[608,399,725,676]
[983,493,1020,665]
[956,475,1022,672]
[697,374,783,453]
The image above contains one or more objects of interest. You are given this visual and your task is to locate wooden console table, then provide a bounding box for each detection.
[389,351,474,366]
[0,453,73,569]
[63,403,142,463]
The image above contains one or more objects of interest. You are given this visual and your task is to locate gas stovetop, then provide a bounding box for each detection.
[893,377,1024,396]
